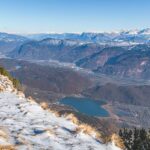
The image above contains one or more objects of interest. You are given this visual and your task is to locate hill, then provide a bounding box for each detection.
[0,72,121,149]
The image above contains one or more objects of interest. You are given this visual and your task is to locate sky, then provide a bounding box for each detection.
[0,0,150,34]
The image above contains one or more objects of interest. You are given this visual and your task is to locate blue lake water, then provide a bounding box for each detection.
[60,97,109,117]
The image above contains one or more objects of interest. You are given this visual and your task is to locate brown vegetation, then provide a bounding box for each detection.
[0,66,20,89]
[0,145,15,150]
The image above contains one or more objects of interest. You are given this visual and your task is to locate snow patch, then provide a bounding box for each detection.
[0,74,121,150]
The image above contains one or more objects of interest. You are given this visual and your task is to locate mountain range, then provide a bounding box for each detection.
[25,28,150,45]
[8,37,150,80]
[1,29,150,80]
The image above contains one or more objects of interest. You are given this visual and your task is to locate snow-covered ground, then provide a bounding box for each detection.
[0,75,121,150]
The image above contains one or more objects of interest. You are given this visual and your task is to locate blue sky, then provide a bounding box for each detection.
[0,0,150,33]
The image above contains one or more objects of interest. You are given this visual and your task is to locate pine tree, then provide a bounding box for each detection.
[119,128,150,150]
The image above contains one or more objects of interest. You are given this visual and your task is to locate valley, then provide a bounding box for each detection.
[0,30,150,133]
[0,57,150,131]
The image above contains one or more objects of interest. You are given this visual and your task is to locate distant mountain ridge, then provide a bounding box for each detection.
[8,38,105,62]
[9,39,150,80]
[0,32,28,53]
[0,32,27,42]
[25,28,150,45]
[1,28,150,51]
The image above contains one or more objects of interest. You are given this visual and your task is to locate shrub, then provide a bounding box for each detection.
[0,66,20,89]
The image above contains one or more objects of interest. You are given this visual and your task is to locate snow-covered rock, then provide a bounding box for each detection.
[0,32,27,42]
[41,38,79,47]
[138,28,150,35]
[0,74,121,150]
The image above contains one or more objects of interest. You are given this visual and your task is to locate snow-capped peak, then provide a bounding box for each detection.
[138,28,150,35]
[126,29,139,35]
[41,38,62,45]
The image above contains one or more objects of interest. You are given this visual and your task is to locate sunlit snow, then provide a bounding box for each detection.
[0,75,121,150]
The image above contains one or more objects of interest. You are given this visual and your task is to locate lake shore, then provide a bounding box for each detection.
[102,103,120,121]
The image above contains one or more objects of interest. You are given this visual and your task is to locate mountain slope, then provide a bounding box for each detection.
[76,46,126,70]
[96,45,150,79]
[8,38,104,62]
[0,74,121,150]
[0,32,28,54]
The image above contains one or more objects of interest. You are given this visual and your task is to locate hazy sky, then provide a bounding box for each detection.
[0,0,150,33]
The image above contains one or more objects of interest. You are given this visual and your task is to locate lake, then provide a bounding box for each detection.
[59,97,109,117]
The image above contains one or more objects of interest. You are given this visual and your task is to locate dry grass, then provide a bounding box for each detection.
[0,130,8,140]
[111,134,125,149]
[40,102,49,110]
[16,91,25,98]
[64,113,104,141]
[27,96,37,104]
[65,113,79,124]
[76,123,102,139]
[0,86,3,92]
[0,145,15,150]
[0,129,15,150]
[48,109,61,117]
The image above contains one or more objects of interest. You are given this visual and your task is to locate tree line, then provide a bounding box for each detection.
[119,128,150,150]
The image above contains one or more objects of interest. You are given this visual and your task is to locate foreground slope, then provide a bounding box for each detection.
[0,74,121,150]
